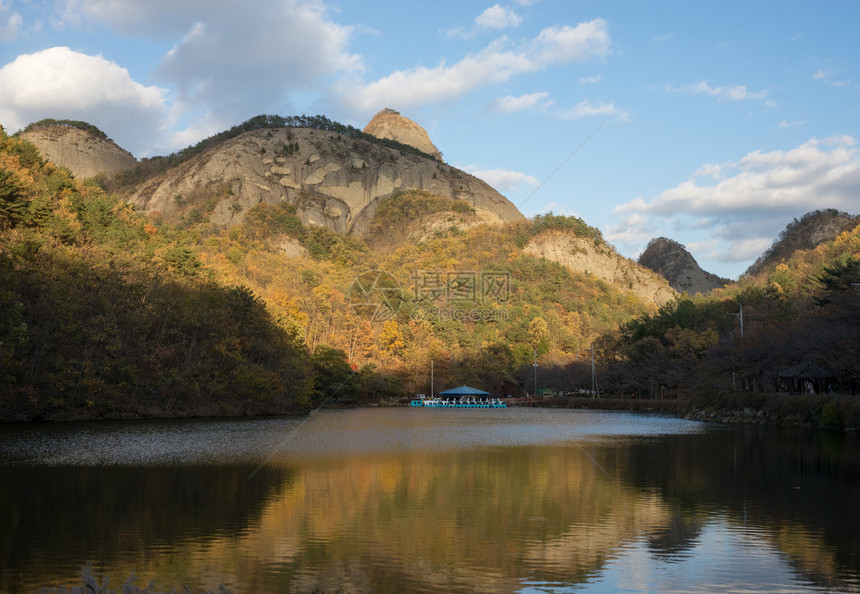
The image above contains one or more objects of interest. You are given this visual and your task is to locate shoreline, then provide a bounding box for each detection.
[3,393,859,432]
[533,393,860,432]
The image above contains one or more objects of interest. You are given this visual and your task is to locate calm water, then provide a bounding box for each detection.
[1,408,858,593]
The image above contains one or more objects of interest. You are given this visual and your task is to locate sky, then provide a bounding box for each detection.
[1,0,859,279]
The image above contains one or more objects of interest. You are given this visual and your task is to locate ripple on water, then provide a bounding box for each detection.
[0,409,707,466]
[0,417,304,466]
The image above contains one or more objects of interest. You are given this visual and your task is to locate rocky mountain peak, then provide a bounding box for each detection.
[363,108,443,161]
[17,123,136,178]
[638,237,729,295]
[745,209,859,278]
[127,125,523,234]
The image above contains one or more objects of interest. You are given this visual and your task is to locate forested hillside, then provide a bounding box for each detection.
[1,126,665,420]
[744,209,858,278]
[195,195,658,401]
[0,126,312,420]
[3,119,858,424]
[598,218,860,415]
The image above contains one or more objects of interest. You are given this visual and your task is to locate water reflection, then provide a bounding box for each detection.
[1,410,858,593]
[0,463,288,592]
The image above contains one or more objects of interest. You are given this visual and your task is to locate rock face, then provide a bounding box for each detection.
[18,126,136,178]
[363,109,443,161]
[745,209,859,278]
[638,237,729,295]
[128,127,523,234]
[524,232,676,307]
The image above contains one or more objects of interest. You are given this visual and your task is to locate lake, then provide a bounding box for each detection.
[1,408,858,593]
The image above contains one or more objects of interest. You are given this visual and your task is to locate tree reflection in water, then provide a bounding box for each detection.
[1,412,858,593]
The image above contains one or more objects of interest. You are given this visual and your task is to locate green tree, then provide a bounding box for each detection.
[815,254,860,305]
[0,280,27,383]
[0,167,27,229]
[164,245,203,277]
[311,345,357,403]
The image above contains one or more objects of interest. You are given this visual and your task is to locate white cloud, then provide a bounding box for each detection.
[535,202,582,217]
[813,68,851,88]
[532,21,610,63]
[50,0,362,150]
[55,0,243,36]
[339,18,610,114]
[776,119,805,129]
[489,93,628,124]
[685,238,719,256]
[157,2,361,120]
[463,165,539,193]
[613,136,860,271]
[579,74,602,84]
[604,212,656,245]
[669,80,768,101]
[0,47,168,155]
[618,137,859,216]
[694,163,723,179]
[490,91,551,113]
[475,4,522,30]
[558,99,628,121]
[0,0,22,42]
[720,237,772,263]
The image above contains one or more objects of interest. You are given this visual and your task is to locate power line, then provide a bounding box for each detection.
[517,113,614,211]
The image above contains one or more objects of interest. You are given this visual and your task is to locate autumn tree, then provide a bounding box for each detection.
[377,320,406,364]
[528,316,550,355]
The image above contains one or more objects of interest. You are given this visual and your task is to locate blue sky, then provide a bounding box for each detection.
[1,1,858,278]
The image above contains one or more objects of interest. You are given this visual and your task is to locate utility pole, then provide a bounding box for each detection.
[726,304,744,391]
[591,343,599,398]
[727,303,744,336]
[533,349,538,397]
[430,359,434,398]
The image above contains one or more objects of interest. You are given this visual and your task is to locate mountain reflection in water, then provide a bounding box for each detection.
[1,409,857,593]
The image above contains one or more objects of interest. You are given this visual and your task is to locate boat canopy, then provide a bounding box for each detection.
[438,386,491,397]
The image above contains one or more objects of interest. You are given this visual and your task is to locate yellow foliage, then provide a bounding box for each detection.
[378,320,405,359]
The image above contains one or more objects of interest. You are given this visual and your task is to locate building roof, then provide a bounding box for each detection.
[778,361,836,379]
[439,385,491,396]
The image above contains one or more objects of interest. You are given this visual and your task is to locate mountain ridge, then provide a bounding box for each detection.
[745,209,859,278]
[12,114,856,312]
[125,125,524,234]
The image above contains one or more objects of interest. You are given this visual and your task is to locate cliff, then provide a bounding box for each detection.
[638,237,729,294]
[18,125,136,178]
[127,126,524,234]
[524,232,676,308]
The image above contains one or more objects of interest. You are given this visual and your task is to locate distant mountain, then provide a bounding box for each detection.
[17,121,136,178]
[745,209,859,278]
[638,237,729,295]
[125,114,523,234]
